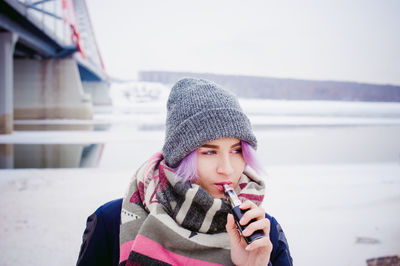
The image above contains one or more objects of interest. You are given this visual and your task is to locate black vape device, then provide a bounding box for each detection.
[223,184,265,244]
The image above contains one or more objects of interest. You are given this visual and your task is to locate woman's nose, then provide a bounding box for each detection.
[216,154,234,176]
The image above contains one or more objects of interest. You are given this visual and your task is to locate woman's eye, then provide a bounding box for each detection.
[201,150,216,155]
[232,148,242,154]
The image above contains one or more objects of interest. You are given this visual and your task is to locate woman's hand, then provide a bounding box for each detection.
[226,200,272,266]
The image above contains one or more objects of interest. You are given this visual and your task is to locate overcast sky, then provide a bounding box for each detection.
[85,0,400,85]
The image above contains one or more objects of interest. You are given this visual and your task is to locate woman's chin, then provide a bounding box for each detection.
[210,190,226,199]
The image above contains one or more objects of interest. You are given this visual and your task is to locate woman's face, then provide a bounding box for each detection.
[194,138,246,198]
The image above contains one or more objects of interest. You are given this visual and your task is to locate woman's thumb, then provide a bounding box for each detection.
[226,214,241,242]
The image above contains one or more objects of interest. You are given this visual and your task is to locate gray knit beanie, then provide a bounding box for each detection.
[162,78,257,168]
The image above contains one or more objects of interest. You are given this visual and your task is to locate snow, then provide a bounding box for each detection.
[264,163,400,266]
[1,98,400,265]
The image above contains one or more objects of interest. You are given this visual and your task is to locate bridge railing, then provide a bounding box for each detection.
[15,0,105,74]
[16,0,73,47]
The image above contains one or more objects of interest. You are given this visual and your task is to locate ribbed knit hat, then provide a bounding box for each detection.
[162,78,257,168]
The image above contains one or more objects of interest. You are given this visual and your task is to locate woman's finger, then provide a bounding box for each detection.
[225,213,241,243]
[239,207,265,225]
[245,233,273,252]
[242,217,270,237]
[239,200,257,210]
[239,206,265,226]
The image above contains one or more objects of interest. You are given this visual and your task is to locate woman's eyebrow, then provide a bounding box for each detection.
[200,142,241,149]
[231,142,241,148]
[201,144,218,149]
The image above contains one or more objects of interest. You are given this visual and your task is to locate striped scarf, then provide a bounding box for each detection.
[119,152,265,265]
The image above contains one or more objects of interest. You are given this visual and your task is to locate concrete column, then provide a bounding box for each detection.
[82,81,112,106]
[0,33,18,134]
[13,58,93,129]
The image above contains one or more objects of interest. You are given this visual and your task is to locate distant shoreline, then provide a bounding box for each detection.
[138,71,400,102]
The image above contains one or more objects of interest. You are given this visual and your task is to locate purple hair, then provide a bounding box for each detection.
[241,141,263,174]
[174,140,263,182]
[174,149,198,182]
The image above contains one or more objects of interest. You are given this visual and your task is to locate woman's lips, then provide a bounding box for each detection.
[215,182,232,191]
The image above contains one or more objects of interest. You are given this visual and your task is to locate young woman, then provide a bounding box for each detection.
[77,78,292,266]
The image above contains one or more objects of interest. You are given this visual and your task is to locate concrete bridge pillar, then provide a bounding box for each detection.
[82,81,112,106]
[13,58,93,128]
[0,32,18,134]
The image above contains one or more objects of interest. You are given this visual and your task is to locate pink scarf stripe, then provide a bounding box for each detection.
[120,240,135,263]
[125,234,223,266]
[144,152,163,173]
[238,193,264,203]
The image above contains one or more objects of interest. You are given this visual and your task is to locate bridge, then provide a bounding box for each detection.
[0,0,110,134]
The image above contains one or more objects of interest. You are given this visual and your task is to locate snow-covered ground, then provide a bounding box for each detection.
[1,97,400,265]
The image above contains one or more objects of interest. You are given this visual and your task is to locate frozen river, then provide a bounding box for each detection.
[2,98,400,169]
